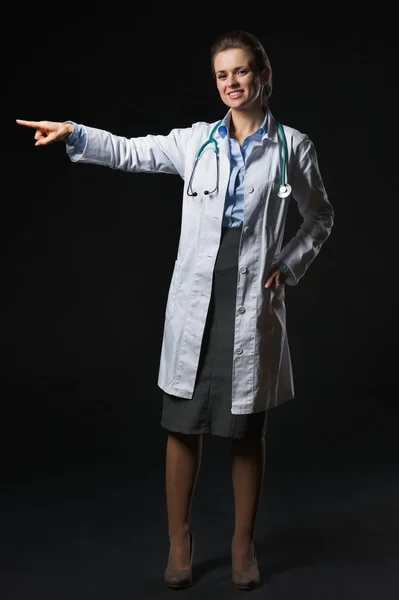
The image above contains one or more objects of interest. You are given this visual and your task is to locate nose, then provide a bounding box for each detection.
[226,74,239,87]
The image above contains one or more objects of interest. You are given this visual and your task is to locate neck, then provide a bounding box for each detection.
[229,106,266,139]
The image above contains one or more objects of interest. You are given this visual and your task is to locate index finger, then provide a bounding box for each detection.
[16,119,43,128]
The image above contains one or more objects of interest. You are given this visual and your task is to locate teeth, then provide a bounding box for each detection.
[229,91,242,97]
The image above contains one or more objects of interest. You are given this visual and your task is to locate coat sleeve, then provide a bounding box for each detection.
[66,125,192,177]
[273,137,334,286]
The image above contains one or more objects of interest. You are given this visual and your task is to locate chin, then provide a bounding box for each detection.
[224,98,247,110]
[226,96,248,108]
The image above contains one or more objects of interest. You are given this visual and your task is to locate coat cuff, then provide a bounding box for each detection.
[274,261,295,285]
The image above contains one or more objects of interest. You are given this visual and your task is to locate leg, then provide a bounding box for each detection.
[230,436,265,572]
[165,431,202,570]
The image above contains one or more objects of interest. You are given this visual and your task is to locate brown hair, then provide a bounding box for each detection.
[210,30,272,105]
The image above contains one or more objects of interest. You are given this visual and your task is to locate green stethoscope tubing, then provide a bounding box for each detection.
[187,119,291,199]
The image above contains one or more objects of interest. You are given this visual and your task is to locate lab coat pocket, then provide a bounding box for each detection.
[270,283,285,303]
[260,283,286,330]
[165,261,180,322]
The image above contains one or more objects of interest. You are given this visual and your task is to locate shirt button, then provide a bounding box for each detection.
[243,226,251,233]
[238,306,245,314]
[246,186,254,193]
[239,266,247,274]
[235,347,243,355]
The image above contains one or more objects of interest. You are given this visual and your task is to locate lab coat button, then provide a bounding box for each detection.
[238,306,245,314]
[243,226,251,233]
[239,266,247,274]
[235,347,243,355]
[246,186,254,193]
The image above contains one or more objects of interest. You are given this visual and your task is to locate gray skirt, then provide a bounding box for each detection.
[161,226,267,439]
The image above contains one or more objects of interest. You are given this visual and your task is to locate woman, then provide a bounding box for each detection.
[16,30,334,590]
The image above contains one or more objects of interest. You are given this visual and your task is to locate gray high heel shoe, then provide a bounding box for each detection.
[232,540,260,590]
[164,530,194,589]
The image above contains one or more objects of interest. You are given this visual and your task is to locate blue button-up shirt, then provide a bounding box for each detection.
[218,111,267,227]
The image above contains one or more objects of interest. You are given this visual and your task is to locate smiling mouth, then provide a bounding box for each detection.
[228,90,244,98]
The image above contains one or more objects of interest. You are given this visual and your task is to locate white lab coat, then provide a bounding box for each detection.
[67,110,334,414]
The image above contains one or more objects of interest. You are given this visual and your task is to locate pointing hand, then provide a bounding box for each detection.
[16,119,74,146]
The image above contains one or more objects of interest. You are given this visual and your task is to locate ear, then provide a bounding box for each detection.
[261,66,272,85]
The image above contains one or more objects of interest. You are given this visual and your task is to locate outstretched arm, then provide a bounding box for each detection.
[17,119,191,177]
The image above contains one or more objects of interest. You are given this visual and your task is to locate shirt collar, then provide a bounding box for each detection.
[218,110,268,139]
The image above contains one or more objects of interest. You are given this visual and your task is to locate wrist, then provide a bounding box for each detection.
[64,122,74,139]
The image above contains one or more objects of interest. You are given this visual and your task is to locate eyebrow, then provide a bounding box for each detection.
[215,64,249,75]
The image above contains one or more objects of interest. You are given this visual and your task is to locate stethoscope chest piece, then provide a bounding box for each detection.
[278,183,292,199]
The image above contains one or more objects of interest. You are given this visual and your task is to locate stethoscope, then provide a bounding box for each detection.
[186,119,292,199]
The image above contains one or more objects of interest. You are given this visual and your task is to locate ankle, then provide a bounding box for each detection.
[232,533,253,547]
[169,524,190,541]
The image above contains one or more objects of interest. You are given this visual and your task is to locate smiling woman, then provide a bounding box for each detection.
[16,29,333,591]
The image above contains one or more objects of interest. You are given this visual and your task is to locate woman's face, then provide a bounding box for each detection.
[214,48,266,110]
